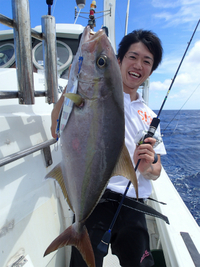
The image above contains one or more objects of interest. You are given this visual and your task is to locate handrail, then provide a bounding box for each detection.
[0,14,14,28]
[0,139,57,167]
[0,91,46,100]
[0,13,43,41]
[0,0,58,105]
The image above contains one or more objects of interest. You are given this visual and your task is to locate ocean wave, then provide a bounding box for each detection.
[158,110,200,226]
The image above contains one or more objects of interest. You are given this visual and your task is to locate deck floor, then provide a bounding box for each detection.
[103,247,121,267]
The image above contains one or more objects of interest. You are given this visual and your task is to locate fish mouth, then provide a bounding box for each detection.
[128,71,141,78]
[89,29,105,42]
[82,26,105,44]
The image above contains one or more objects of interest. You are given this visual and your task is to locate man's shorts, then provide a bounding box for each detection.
[70,189,154,267]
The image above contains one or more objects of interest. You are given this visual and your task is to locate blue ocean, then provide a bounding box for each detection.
[154,110,200,226]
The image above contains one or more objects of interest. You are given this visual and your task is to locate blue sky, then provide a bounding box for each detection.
[0,0,200,110]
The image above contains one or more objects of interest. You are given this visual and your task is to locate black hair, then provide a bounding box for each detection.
[101,26,109,37]
[78,33,83,45]
[117,29,163,72]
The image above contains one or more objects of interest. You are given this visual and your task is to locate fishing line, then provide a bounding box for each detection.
[74,8,81,24]
[163,83,200,133]
[97,18,200,256]
[52,0,58,16]
[157,19,200,118]
[116,3,124,35]
[166,113,181,143]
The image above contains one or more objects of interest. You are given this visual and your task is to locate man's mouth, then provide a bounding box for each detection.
[129,71,141,78]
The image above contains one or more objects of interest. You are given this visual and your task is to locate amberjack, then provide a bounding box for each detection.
[44,26,138,267]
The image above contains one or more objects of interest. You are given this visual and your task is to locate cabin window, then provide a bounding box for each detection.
[0,43,15,68]
[32,40,73,76]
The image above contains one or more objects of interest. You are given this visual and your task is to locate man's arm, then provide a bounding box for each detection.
[51,87,66,138]
[140,155,161,180]
[51,65,72,138]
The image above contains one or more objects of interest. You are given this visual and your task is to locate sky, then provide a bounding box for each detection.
[0,0,200,110]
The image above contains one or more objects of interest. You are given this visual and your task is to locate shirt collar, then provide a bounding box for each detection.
[123,92,145,104]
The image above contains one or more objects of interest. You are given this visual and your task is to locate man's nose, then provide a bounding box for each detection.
[133,59,142,70]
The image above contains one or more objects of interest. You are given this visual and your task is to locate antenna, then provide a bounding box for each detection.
[124,0,130,35]
[88,1,97,29]
[46,0,54,15]
[76,0,86,9]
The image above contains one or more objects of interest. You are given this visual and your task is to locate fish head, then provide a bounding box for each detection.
[60,26,125,224]
[76,26,123,103]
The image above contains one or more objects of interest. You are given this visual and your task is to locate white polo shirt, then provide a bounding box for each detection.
[107,92,166,199]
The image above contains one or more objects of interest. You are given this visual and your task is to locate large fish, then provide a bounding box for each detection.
[44,26,138,267]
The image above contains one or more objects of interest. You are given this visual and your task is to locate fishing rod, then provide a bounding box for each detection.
[157,19,200,118]
[97,18,200,256]
[163,83,200,133]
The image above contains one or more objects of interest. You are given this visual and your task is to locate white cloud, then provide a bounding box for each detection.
[177,41,200,84]
[175,73,193,85]
[156,56,180,75]
[184,41,200,65]
[169,93,179,99]
[152,0,200,26]
[150,79,171,91]
[149,40,200,109]
[152,0,181,8]
[169,89,187,99]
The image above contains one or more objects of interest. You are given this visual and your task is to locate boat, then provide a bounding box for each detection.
[0,1,200,267]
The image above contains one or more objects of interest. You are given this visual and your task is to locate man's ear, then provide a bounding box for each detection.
[117,58,121,66]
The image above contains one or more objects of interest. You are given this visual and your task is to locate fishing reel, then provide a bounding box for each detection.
[134,129,162,164]
[134,117,162,148]
[134,129,163,148]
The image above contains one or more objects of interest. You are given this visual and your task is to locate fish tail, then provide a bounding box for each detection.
[44,224,95,267]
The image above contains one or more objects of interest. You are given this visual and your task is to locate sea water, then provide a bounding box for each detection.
[154,109,200,226]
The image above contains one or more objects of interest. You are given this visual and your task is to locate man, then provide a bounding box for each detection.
[51,29,166,267]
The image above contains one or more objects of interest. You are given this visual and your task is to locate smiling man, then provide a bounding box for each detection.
[51,29,166,267]
[120,45,153,98]
[100,30,167,267]
[69,30,166,267]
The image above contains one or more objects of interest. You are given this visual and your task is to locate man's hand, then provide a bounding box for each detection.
[133,137,161,180]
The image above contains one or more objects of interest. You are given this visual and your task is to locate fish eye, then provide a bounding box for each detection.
[97,55,107,68]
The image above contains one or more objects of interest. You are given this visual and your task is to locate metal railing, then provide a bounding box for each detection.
[0,0,58,105]
[0,1,61,167]
[0,14,43,40]
[0,91,46,99]
[0,139,57,168]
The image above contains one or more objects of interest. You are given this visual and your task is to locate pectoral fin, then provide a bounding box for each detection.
[111,143,138,199]
[64,93,84,106]
[45,163,73,211]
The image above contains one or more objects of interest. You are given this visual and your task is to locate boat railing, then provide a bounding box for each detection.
[0,0,60,168]
[0,138,57,168]
[0,0,58,105]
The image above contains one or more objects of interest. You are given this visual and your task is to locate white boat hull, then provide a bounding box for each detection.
[0,69,72,267]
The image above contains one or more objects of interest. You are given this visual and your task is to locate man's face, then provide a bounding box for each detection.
[118,42,154,95]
